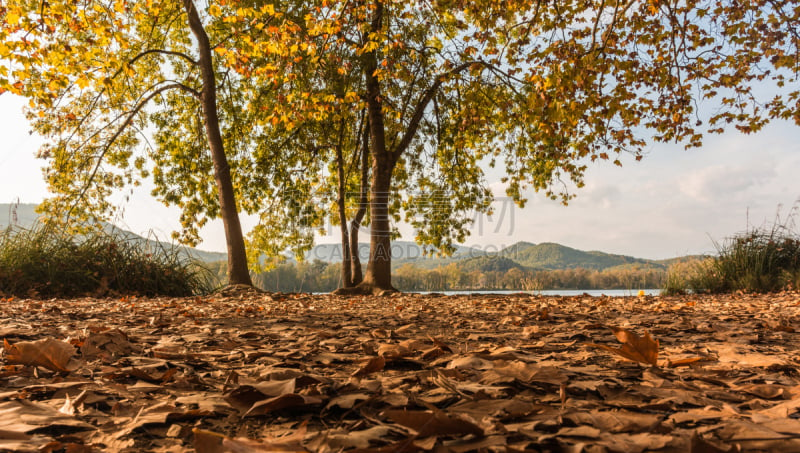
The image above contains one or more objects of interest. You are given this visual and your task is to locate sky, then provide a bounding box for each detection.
[2,92,799,260]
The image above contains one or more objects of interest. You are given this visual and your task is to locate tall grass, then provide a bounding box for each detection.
[0,224,215,297]
[663,208,800,295]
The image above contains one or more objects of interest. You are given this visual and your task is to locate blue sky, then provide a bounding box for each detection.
[2,92,799,260]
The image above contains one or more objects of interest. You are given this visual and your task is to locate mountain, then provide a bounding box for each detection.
[500,242,661,271]
[0,203,227,263]
[306,240,671,272]
[3,203,690,270]
[458,255,524,273]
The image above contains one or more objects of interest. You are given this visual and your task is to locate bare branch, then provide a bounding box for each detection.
[128,48,198,67]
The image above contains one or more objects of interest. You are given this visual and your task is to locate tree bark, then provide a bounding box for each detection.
[357,1,396,293]
[335,142,354,287]
[183,0,252,286]
[349,123,370,285]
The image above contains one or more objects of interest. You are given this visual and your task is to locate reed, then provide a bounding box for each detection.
[0,224,215,297]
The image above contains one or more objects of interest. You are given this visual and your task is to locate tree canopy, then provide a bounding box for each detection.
[242,0,800,292]
[2,0,798,293]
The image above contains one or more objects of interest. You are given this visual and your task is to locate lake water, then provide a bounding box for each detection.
[432,289,661,297]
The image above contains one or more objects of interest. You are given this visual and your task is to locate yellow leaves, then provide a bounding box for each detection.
[6,11,22,25]
[646,0,660,15]
[47,79,60,92]
[360,40,379,55]
[586,327,659,367]
[344,91,359,103]
[208,4,221,17]
[113,0,126,14]
[261,4,275,16]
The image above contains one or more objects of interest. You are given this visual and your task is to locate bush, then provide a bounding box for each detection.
[665,212,800,294]
[711,227,800,293]
[0,224,215,297]
[662,258,723,295]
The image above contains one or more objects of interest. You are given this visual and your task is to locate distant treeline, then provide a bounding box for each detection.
[208,260,666,293]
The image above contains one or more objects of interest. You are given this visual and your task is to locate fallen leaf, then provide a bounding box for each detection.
[383,409,483,437]
[586,327,659,366]
[4,338,82,372]
[245,393,323,417]
[352,356,386,377]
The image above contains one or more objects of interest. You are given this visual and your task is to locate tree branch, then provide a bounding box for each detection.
[67,82,198,218]
[128,48,198,67]
[390,60,481,167]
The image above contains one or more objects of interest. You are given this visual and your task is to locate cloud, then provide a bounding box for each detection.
[679,161,776,203]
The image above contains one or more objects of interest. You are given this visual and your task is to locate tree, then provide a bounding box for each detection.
[0,0,296,286]
[260,0,799,294]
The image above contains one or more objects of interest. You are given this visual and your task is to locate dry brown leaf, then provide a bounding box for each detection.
[194,429,225,453]
[244,393,323,417]
[3,338,82,372]
[352,356,386,377]
[564,409,662,433]
[80,328,135,360]
[0,400,95,433]
[690,432,738,453]
[321,426,393,450]
[377,343,412,359]
[585,327,659,366]
[668,357,708,367]
[325,393,372,410]
[383,409,484,438]
[198,422,311,453]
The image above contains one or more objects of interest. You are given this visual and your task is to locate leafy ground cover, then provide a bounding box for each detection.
[1,290,800,452]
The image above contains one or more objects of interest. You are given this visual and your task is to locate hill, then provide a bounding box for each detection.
[3,203,692,271]
[309,240,672,272]
[501,242,662,271]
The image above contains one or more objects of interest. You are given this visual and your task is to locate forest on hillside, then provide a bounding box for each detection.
[206,260,669,293]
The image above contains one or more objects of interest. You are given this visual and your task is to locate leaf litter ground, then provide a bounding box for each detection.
[2,290,800,452]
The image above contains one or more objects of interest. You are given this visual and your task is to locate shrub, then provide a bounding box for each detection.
[0,224,215,297]
[662,258,721,295]
[665,210,800,294]
[710,227,800,293]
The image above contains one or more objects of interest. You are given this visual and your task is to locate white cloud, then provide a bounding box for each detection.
[679,162,776,203]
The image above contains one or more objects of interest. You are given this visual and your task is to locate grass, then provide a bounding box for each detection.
[663,208,800,295]
[0,223,216,298]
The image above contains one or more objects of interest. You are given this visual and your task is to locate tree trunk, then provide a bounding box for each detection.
[183,0,252,287]
[349,126,369,285]
[360,158,394,291]
[356,2,396,293]
[335,143,354,287]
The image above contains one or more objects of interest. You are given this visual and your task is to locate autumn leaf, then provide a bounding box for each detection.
[383,409,484,438]
[3,338,82,372]
[586,327,659,366]
[244,393,323,417]
[352,355,385,377]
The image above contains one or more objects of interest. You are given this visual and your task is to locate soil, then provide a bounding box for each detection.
[1,290,800,452]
